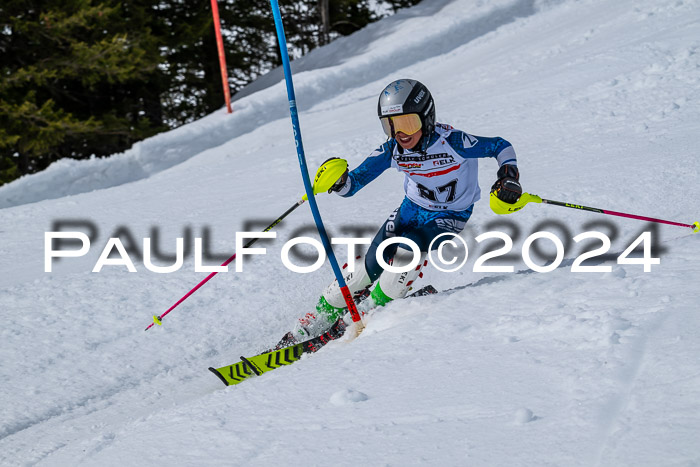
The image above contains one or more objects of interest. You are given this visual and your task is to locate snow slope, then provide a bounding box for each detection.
[1,0,699,465]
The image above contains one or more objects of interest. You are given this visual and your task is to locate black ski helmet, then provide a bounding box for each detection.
[377,79,435,137]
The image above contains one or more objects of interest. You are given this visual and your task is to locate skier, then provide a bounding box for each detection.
[276,79,523,350]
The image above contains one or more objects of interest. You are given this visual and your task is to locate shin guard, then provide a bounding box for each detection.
[371,252,428,306]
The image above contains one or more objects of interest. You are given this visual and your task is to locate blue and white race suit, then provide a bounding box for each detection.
[336,123,517,280]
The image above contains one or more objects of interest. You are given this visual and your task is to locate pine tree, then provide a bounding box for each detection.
[159,0,279,124]
[383,0,422,12]
[0,0,164,184]
[0,0,422,186]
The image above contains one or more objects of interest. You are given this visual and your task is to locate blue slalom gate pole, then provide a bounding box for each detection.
[269,0,361,323]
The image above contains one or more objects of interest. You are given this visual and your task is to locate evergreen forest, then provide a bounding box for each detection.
[0,0,420,185]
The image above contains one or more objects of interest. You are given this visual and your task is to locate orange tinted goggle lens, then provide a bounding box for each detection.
[380,114,422,137]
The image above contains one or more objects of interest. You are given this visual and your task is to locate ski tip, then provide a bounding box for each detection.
[208,367,230,386]
[692,221,699,233]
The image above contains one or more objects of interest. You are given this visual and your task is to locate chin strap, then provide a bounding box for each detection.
[416,131,431,154]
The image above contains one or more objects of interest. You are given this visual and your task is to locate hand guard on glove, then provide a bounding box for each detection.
[323,157,348,193]
[490,164,522,204]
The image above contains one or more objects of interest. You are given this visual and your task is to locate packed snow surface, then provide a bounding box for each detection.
[1,0,699,465]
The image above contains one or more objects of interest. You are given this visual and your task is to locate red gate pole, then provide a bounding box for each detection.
[210,0,232,113]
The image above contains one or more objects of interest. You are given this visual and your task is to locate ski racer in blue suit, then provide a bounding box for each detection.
[277,79,523,350]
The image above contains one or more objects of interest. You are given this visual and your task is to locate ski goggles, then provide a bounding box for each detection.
[380,113,422,137]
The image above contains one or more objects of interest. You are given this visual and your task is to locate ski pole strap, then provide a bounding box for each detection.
[541,198,698,231]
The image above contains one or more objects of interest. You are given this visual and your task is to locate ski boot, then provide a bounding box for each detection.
[301,317,347,353]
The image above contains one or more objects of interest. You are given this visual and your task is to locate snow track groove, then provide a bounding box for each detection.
[593,311,665,466]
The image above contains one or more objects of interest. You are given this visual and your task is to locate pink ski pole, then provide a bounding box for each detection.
[145,198,305,330]
[540,198,700,232]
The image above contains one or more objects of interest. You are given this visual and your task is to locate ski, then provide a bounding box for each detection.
[209,284,438,387]
[209,333,325,386]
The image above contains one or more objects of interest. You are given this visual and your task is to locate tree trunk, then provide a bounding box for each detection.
[318,0,330,45]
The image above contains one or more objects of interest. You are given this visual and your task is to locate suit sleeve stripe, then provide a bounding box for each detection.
[496,146,517,167]
[341,141,394,197]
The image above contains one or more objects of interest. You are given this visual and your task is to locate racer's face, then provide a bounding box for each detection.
[396,129,423,150]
